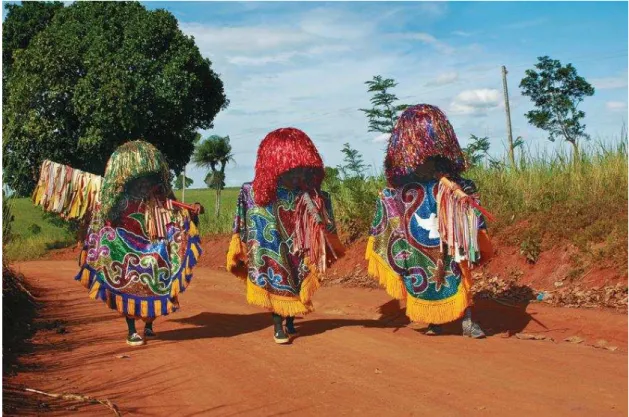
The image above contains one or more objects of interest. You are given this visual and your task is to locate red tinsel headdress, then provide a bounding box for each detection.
[252,127,324,206]
[385,104,466,187]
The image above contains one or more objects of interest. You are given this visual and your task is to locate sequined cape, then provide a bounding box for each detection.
[365,178,492,324]
[76,195,202,320]
[226,183,344,316]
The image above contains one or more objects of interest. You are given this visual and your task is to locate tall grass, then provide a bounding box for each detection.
[468,141,628,269]
[470,141,627,222]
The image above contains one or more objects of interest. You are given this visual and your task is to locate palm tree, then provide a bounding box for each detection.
[193,135,234,216]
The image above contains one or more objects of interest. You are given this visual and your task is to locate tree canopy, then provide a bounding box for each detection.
[193,135,234,215]
[519,56,594,156]
[2,1,64,95]
[3,2,228,195]
[359,75,409,135]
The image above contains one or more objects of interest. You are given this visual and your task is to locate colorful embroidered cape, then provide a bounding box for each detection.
[365,178,492,324]
[226,183,344,316]
[32,141,202,320]
[76,194,201,319]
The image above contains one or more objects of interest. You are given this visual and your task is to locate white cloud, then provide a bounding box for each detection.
[393,32,455,54]
[427,71,459,86]
[299,8,375,41]
[452,30,472,37]
[450,89,501,115]
[181,23,311,53]
[372,133,390,143]
[228,52,295,66]
[416,2,449,18]
[606,101,627,111]
[227,45,351,67]
[592,74,628,90]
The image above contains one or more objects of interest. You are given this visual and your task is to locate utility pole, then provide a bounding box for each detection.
[501,65,516,168]
[181,168,186,203]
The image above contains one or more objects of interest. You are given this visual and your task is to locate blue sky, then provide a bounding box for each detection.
[7,1,629,187]
[144,1,627,187]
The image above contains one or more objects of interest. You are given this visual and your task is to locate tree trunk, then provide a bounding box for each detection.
[215,189,220,217]
[569,140,580,163]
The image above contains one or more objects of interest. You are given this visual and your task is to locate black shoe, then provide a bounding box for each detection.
[144,327,156,338]
[274,327,290,344]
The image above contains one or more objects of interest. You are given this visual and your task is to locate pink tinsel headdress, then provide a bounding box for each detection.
[385,104,466,187]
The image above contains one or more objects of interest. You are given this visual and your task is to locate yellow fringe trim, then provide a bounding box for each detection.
[300,258,321,304]
[366,236,474,324]
[245,260,320,317]
[365,237,406,300]
[188,218,199,237]
[405,279,472,325]
[226,233,248,279]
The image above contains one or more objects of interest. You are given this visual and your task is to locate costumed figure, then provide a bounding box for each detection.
[33,141,203,346]
[226,128,345,344]
[365,105,493,338]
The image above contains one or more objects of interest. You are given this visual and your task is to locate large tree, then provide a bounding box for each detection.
[3,2,228,195]
[359,75,409,135]
[519,56,594,158]
[193,135,234,216]
[2,1,64,104]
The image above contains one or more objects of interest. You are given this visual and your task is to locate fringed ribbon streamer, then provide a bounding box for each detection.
[437,177,493,265]
[32,160,102,221]
[293,191,337,272]
[144,198,200,241]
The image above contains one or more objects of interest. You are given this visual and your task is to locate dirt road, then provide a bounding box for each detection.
[5,261,628,416]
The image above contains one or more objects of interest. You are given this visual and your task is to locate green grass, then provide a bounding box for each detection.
[173,187,240,235]
[3,198,75,261]
[468,141,628,270]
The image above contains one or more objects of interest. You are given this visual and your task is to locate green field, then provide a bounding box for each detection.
[173,187,240,236]
[3,198,76,261]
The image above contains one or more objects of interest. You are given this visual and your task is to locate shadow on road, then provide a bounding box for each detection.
[158,312,271,341]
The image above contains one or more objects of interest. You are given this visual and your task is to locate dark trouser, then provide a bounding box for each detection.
[272,313,295,332]
[125,316,154,336]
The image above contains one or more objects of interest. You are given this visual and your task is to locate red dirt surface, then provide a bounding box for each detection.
[484,243,628,290]
[5,260,627,416]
